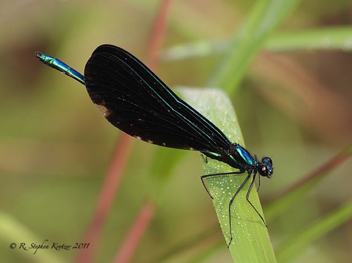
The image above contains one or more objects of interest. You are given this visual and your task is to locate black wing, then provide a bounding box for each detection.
[84,44,231,152]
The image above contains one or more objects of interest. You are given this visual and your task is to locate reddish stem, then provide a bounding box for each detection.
[76,1,174,262]
[76,134,133,263]
[268,147,352,202]
[146,0,173,72]
[113,201,155,263]
[111,1,173,262]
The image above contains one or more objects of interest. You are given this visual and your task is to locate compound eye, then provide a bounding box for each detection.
[262,157,272,166]
[260,166,267,175]
[259,163,273,178]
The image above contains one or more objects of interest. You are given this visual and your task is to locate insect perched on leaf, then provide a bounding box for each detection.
[36,44,274,246]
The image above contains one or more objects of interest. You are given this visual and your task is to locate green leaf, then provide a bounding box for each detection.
[276,201,352,263]
[208,0,300,93]
[265,146,352,222]
[177,87,276,263]
[265,26,352,51]
[160,26,352,63]
[0,211,65,263]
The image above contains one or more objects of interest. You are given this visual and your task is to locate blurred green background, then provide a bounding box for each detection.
[0,0,351,262]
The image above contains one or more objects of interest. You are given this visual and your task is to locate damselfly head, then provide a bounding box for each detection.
[258,157,273,178]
